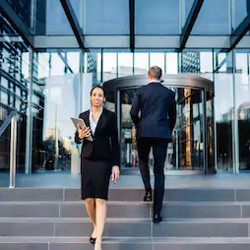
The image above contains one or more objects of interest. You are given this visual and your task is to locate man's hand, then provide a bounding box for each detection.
[112,165,120,184]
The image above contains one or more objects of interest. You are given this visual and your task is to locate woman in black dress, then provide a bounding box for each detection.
[75,86,120,250]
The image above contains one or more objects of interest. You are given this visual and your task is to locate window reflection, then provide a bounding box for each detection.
[85,50,101,84]
[235,52,250,171]
[103,53,117,81]
[134,53,148,75]
[67,52,80,73]
[214,72,234,172]
[149,53,165,73]
[84,0,129,35]
[191,0,230,34]
[51,53,65,76]
[233,0,249,29]
[135,0,180,34]
[166,53,178,74]
[118,53,133,77]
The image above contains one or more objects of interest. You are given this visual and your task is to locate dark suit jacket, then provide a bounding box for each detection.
[130,82,176,139]
[75,108,120,166]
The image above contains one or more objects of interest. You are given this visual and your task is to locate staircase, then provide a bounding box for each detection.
[1,187,250,249]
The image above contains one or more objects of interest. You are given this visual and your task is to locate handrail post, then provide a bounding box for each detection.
[9,115,17,188]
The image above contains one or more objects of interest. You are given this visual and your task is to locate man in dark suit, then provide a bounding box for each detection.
[130,66,176,223]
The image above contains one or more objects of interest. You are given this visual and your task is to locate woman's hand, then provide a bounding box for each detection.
[77,124,91,140]
[112,165,120,184]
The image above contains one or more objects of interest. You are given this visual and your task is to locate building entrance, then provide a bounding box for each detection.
[103,75,215,175]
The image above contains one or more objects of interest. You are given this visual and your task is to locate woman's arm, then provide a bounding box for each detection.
[75,130,82,144]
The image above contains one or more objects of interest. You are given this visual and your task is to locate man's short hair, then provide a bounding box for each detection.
[148,66,162,80]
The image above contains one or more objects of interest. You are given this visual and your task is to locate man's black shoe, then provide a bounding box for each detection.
[153,214,162,224]
[143,190,152,202]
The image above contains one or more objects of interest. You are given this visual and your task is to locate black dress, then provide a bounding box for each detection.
[75,108,120,200]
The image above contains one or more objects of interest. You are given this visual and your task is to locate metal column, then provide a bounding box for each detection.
[9,115,17,188]
[25,49,34,174]
[232,50,240,173]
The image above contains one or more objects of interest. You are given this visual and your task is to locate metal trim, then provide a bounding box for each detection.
[59,0,85,50]
[103,74,214,93]
[230,15,250,51]
[24,50,34,174]
[232,50,239,173]
[129,0,135,52]
[9,115,17,188]
[180,0,204,51]
[57,51,73,73]
[202,89,208,174]
[0,111,17,137]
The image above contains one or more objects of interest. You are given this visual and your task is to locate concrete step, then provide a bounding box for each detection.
[2,188,250,202]
[0,218,250,237]
[1,201,250,219]
[2,237,250,250]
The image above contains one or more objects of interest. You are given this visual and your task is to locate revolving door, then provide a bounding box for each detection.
[103,75,215,174]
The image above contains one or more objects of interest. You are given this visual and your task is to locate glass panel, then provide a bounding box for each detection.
[233,0,249,29]
[103,53,117,81]
[149,53,165,73]
[206,92,215,170]
[1,77,8,89]
[181,52,201,73]
[166,53,178,74]
[134,53,148,75]
[0,107,26,182]
[0,15,29,184]
[200,52,213,73]
[67,52,80,73]
[35,0,46,35]
[22,52,30,80]
[175,88,204,170]
[46,0,73,35]
[180,50,213,79]
[70,0,82,29]
[38,53,50,79]
[119,86,206,171]
[214,51,234,171]
[183,0,195,25]
[191,0,230,34]
[135,0,180,34]
[6,0,32,29]
[120,89,137,168]
[118,52,133,77]
[84,0,129,35]
[105,90,115,112]
[50,53,66,76]
[32,73,92,173]
[1,90,8,105]
[85,50,101,84]
[235,52,250,171]
[0,107,10,177]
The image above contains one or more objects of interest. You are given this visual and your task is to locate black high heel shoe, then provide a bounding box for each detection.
[89,237,96,244]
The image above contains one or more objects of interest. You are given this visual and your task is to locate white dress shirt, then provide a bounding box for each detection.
[89,107,103,135]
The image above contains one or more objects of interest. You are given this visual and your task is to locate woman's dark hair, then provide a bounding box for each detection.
[90,85,106,98]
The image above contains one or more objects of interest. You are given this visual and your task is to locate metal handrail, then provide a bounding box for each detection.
[0,111,17,188]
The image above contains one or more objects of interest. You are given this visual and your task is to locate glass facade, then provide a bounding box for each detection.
[135,0,180,34]
[0,0,250,183]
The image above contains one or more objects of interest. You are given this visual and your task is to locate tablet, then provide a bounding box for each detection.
[71,117,93,141]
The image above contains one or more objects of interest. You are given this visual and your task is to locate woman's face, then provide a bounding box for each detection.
[90,88,105,107]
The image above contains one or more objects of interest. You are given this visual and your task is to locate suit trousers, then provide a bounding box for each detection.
[137,138,168,215]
